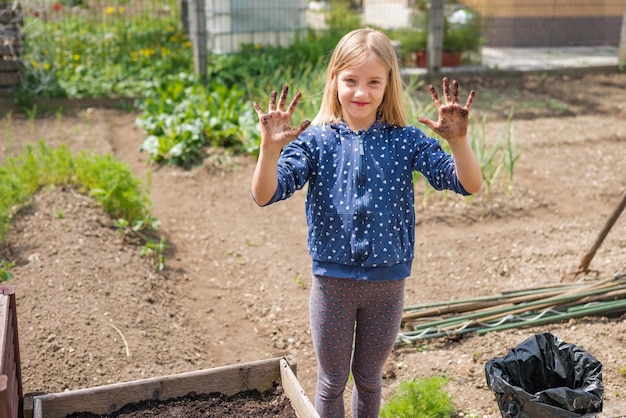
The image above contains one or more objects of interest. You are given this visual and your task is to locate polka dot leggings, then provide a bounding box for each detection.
[309,275,405,418]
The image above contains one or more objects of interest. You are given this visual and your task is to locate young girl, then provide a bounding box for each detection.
[251,28,482,418]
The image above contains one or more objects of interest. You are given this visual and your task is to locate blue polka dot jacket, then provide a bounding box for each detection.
[263,121,470,281]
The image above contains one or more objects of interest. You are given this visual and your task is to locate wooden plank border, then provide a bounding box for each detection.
[0,285,23,418]
[32,356,319,418]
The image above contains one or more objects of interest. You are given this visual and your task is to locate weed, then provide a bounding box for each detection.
[25,105,38,140]
[0,261,14,282]
[380,376,456,418]
[293,273,306,289]
[2,112,15,159]
[140,237,168,272]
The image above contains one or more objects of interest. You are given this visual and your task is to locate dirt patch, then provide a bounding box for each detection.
[66,387,296,418]
[2,71,626,417]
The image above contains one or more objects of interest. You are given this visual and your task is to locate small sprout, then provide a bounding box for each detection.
[0,261,15,282]
[293,273,306,289]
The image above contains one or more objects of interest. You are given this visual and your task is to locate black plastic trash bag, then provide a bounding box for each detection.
[485,332,603,418]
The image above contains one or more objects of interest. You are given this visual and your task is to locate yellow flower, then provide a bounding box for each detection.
[73,54,80,61]
[104,6,115,15]
[43,63,50,70]
[31,60,39,69]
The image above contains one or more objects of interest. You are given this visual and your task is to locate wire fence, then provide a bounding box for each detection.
[14,0,178,22]
[363,0,624,72]
[1,0,624,90]
[450,0,624,71]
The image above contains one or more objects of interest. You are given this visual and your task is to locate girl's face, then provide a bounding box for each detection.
[335,55,388,132]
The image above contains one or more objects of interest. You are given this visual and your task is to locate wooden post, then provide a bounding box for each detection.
[180,0,189,35]
[427,0,444,74]
[619,0,626,64]
[189,0,208,82]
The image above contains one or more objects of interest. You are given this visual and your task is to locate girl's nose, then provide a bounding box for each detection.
[354,86,367,98]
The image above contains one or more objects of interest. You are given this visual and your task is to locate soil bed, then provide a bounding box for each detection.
[66,386,296,418]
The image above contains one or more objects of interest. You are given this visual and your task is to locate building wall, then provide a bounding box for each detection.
[362,0,413,29]
[459,0,625,46]
[459,0,624,18]
[205,0,309,53]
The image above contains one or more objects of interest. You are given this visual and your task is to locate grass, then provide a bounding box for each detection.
[0,138,165,276]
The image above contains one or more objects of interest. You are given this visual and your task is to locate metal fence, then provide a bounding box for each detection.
[1,0,625,86]
[448,0,625,72]
[14,0,178,22]
[0,3,24,87]
[362,0,624,72]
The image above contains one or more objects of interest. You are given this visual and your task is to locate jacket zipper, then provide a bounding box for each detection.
[355,133,366,278]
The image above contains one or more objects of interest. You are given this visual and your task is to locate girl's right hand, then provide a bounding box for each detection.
[253,85,311,152]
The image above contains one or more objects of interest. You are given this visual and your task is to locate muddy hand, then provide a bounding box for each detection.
[418,77,474,144]
[253,85,310,149]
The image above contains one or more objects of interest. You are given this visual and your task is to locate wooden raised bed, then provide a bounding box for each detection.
[29,356,319,418]
[0,285,23,418]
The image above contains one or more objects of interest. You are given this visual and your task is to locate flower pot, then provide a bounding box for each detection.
[416,51,462,68]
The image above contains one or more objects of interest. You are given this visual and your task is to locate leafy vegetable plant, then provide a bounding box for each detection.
[379,376,456,418]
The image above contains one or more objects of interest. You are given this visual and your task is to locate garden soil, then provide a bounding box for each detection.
[2,71,626,417]
[66,387,297,417]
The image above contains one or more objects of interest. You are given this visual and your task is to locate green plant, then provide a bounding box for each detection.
[444,13,483,53]
[135,73,259,166]
[19,1,192,100]
[2,112,15,158]
[469,109,522,195]
[0,141,164,270]
[293,273,306,289]
[389,7,482,60]
[404,82,521,203]
[380,376,456,417]
[140,237,167,272]
[390,28,427,60]
[0,261,14,282]
[325,0,363,41]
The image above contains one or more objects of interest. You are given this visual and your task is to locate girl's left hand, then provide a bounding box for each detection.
[418,77,474,145]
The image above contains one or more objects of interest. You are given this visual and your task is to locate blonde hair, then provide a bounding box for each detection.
[312,28,407,127]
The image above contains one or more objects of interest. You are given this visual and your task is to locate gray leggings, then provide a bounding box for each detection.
[309,275,406,418]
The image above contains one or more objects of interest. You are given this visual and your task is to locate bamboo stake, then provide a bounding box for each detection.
[398,275,626,344]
